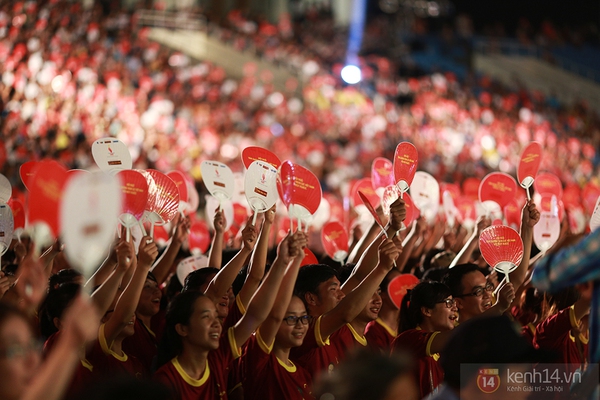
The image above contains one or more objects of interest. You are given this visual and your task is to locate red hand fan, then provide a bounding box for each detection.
[8,199,25,231]
[462,177,481,200]
[277,161,322,227]
[188,220,210,255]
[241,146,281,169]
[19,160,39,191]
[562,184,581,210]
[358,190,388,237]
[539,193,564,221]
[533,172,562,198]
[479,225,523,281]
[321,221,349,262]
[582,183,600,217]
[503,199,522,231]
[455,196,476,230]
[393,142,418,195]
[371,157,394,198]
[154,224,170,246]
[147,170,180,224]
[232,203,249,227]
[440,182,461,202]
[351,178,379,211]
[388,274,419,308]
[479,172,517,211]
[167,170,189,212]
[517,142,542,200]
[300,247,319,267]
[116,170,149,241]
[27,160,68,248]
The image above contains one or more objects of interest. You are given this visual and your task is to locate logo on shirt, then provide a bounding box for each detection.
[477,368,500,394]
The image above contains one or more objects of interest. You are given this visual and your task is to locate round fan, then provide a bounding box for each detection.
[479,225,523,280]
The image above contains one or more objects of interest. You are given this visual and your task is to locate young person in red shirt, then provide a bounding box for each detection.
[365,268,402,353]
[153,231,302,399]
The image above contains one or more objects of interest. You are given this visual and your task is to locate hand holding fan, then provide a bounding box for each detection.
[27,160,69,254]
[244,161,278,225]
[479,225,523,282]
[60,172,122,290]
[388,274,419,308]
[534,212,560,252]
[371,157,394,199]
[517,142,542,200]
[116,170,149,242]
[382,185,415,230]
[321,221,349,262]
[241,146,281,169]
[393,142,418,197]
[201,161,235,210]
[177,255,209,286]
[91,137,132,173]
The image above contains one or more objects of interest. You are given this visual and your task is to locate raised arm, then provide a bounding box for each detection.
[208,209,226,269]
[319,238,399,340]
[449,216,491,268]
[232,231,302,346]
[397,217,425,273]
[103,237,158,345]
[150,214,190,285]
[90,238,134,316]
[256,231,308,346]
[205,221,257,302]
[238,206,275,309]
[509,201,539,290]
[343,198,405,293]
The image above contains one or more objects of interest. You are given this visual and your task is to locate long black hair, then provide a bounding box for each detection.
[398,281,452,333]
[156,291,205,370]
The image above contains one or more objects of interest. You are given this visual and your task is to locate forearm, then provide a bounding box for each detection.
[239,222,272,306]
[150,239,183,285]
[344,231,384,293]
[86,256,117,288]
[397,232,418,272]
[91,268,127,316]
[510,228,532,290]
[208,232,225,269]
[206,247,252,300]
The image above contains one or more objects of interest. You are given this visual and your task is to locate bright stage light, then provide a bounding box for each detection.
[341,65,362,84]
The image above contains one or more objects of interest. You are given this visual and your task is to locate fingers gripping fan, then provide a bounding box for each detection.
[177,255,209,286]
[91,137,132,174]
[534,212,560,252]
[388,274,419,309]
[245,161,278,225]
[201,161,235,205]
[517,142,542,200]
[371,157,394,199]
[277,161,322,228]
[116,170,149,241]
[393,142,418,196]
[241,146,281,169]
[60,172,121,280]
[27,160,69,249]
[0,204,14,256]
[479,225,523,282]
[321,221,349,262]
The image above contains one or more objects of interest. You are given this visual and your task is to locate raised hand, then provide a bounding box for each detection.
[378,237,400,270]
[388,197,407,231]
[522,201,540,229]
[137,236,159,268]
[241,220,258,252]
[496,281,516,312]
[213,208,226,234]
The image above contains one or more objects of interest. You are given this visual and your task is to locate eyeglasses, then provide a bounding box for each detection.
[0,340,42,360]
[456,282,494,298]
[283,315,311,326]
[437,298,456,308]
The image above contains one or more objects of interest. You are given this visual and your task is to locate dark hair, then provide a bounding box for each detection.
[156,291,205,369]
[182,267,219,293]
[336,263,356,286]
[442,263,482,298]
[399,281,452,333]
[165,274,183,304]
[422,266,450,283]
[315,349,415,400]
[48,269,83,291]
[39,283,81,339]
[293,264,338,306]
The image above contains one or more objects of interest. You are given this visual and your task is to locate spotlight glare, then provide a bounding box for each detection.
[341,65,362,84]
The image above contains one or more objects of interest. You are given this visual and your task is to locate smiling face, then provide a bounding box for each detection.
[422,296,458,332]
[455,271,493,322]
[0,316,41,400]
[356,289,383,323]
[180,296,222,351]
[275,296,309,349]
[137,278,162,318]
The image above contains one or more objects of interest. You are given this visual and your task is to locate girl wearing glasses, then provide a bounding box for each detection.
[390,281,458,398]
[240,231,314,400]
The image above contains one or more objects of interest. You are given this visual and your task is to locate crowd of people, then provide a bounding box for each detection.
[0,1,599,399]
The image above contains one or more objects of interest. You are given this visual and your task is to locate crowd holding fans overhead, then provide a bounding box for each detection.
[0,1,599,400]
